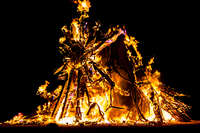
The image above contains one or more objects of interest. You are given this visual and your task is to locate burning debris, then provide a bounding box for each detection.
[4,0,191,126]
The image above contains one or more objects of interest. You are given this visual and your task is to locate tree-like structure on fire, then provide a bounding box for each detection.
[7,0,191,125]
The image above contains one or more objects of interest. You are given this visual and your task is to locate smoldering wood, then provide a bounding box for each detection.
[83,83,90,105]
[160,94,191,122]
[130,85,148,122]
[51,72,69,117]
[92,62,128,112]
[110,106,124,110]
[86,103,104,120]
[150,87,163,123]
[92,62,115,87]
[83,64,93,82]
[59,68,74,119]
[75,69,83,120]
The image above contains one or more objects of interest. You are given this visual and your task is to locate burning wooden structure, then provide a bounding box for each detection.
[4,0,191,126]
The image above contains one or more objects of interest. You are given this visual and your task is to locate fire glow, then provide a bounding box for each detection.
[4,0,192,126]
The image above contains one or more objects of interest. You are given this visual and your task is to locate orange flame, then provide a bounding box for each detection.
[5,0,191,126]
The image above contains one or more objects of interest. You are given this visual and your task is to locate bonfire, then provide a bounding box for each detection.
[4,0,191,126]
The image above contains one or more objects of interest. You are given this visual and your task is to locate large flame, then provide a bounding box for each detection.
[4,0,191,126]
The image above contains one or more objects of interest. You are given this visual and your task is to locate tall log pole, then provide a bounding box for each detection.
[59,68,74,119]
[51,68,71,118]
[75,69,82,121]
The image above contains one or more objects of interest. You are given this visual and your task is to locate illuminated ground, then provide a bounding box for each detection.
[1,120,200,130]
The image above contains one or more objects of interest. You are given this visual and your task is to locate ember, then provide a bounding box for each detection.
[4,0,192,126]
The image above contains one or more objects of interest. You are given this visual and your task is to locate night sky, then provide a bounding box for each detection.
[0,0,199,123]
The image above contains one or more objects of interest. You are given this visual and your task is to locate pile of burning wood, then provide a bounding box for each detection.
[4,0,191,126]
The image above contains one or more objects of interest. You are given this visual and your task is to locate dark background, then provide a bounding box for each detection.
[0,0,199,123]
